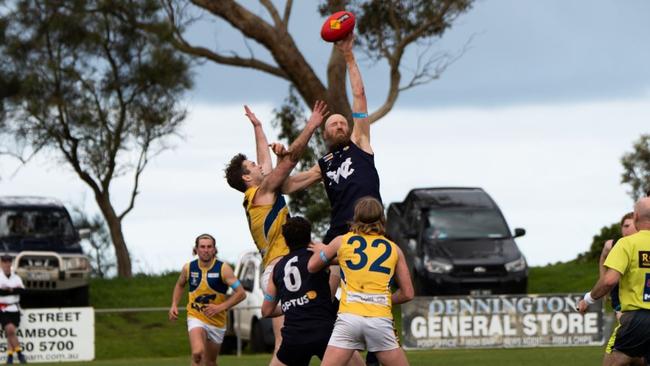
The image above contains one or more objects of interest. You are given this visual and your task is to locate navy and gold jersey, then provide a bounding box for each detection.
[337,232,398,318]
[273,248,336,344]
[186,258,229,327]
[318,143,381,243]
[244,186,290,267]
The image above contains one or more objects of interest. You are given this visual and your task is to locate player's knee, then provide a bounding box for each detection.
[192,350,203,364]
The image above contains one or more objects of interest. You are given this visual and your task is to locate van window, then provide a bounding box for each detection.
[426,209,509,240]
[240,260,256,292]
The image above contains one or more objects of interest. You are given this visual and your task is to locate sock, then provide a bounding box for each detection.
[13,346,21,354]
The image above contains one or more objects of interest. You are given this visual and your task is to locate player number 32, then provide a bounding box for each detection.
[345,235,392,274]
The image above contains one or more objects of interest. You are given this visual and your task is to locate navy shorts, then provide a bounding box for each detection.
[612,309,650,358]
[276,336,330,366]
[0,311,20,328]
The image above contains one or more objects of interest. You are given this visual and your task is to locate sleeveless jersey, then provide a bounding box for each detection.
[244,186,290,267]
[186,258,229,328]
[337,232,398,318]
[273,248,336,344]
[610,237,622,311]
[318,142,381,243]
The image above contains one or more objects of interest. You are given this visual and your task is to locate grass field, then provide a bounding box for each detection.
[33,347,603,366]
[81,260,604,362]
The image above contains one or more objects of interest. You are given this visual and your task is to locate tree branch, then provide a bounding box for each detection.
[118,138,149,220]
[283,0,293,25]
[259,0,282,28]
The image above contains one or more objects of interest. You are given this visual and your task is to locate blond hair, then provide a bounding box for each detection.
[350,197,386,235]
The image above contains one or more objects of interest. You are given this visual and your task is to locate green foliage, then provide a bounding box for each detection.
[575,222,621,263]
[621,134,650,200]
[528,259,599,294]
[272,88,331,238]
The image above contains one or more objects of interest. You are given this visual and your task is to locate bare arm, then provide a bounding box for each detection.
[203,263,247,318]
[261,272,283,318]
[281,164,322,194]
[244,105,273,175]
[599,239,614,278]
[391,247,415,305]
[257,101,328,197]
[336,34,371,154]
[577,268,621,313]
[169,264,188,321]
[308,238,341,273]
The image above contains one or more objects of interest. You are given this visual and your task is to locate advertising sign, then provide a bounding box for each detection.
[402,294,604,349]
[0,307,94,363]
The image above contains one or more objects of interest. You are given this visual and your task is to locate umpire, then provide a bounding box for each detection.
[0,254,26,364]
[578,197,650,366]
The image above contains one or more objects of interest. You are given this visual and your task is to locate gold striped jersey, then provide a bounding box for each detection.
[244,186,290,267]
[186,258,229,327]
[604,230,650,311]
[337,231,399,318]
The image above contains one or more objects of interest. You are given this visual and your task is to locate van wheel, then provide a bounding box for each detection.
[250,320,265,353]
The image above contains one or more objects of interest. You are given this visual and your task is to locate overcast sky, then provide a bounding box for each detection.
[1,0,650,274]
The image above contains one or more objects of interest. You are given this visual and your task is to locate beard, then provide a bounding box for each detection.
[326,131,351,152]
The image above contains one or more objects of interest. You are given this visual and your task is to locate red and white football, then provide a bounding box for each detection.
[320,11,355,43]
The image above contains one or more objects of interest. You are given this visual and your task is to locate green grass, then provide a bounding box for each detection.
[528,259,599,294]
[33,347,603,366]
[86,260,604,360]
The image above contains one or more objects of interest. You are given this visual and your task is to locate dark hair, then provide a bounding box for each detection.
[224,153,249,193]
[282,216,312,251]
[620,212,634,227]
[350,196,386,235]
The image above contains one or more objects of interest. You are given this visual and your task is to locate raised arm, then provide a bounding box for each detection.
[258,101,328,196]
[169,264,188,321]
[336,34,371,154]
[598,239,614,278]
[391,247,415,305]
[244,105,273,175]
[308,237,342,273]
[203,263,247,318]
[281,164,322,194]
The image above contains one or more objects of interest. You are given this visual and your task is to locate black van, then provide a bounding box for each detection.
[0,196,91,306]
[386,187,528,295]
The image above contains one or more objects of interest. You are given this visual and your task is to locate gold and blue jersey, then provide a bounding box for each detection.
[243,186,290,267]
[186,258,229,327]
[337,232,398,318]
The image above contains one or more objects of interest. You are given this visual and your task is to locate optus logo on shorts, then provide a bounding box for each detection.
[639,251,650,268]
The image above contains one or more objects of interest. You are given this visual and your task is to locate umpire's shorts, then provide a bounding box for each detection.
[611,309,650,358]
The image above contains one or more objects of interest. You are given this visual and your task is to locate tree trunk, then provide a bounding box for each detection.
[95,193,132,278]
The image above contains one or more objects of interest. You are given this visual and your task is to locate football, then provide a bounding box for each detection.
[320,11,355,43]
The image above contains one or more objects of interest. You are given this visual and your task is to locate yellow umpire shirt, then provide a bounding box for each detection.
[186,258,229,328]
[604,230,650,312]
[244,186,290,268]
[338,231,399,318]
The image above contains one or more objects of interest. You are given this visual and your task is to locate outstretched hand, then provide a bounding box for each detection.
[307,100,330,128]
[244,105,262,127]
[335,33,354,55]
[270,142,289,158]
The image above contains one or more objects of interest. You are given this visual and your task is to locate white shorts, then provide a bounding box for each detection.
[261,258,281,293]
[187,317,226,344]
[328,313,400,352]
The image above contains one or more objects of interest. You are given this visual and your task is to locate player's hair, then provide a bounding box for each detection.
[620,212,634,226]
[282,216,312,251]
[193,233,217,256]
[224,153,249,193]
[350,196,385,235]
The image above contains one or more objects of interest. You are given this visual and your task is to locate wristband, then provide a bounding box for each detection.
[319,250,329,264]
[230,280,241,290]
[352,112,368,119]
[263,292,276,302]
[583,291,595,305]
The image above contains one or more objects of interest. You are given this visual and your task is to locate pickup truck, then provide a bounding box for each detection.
[0,196,91,307]
[386,187,528,296]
